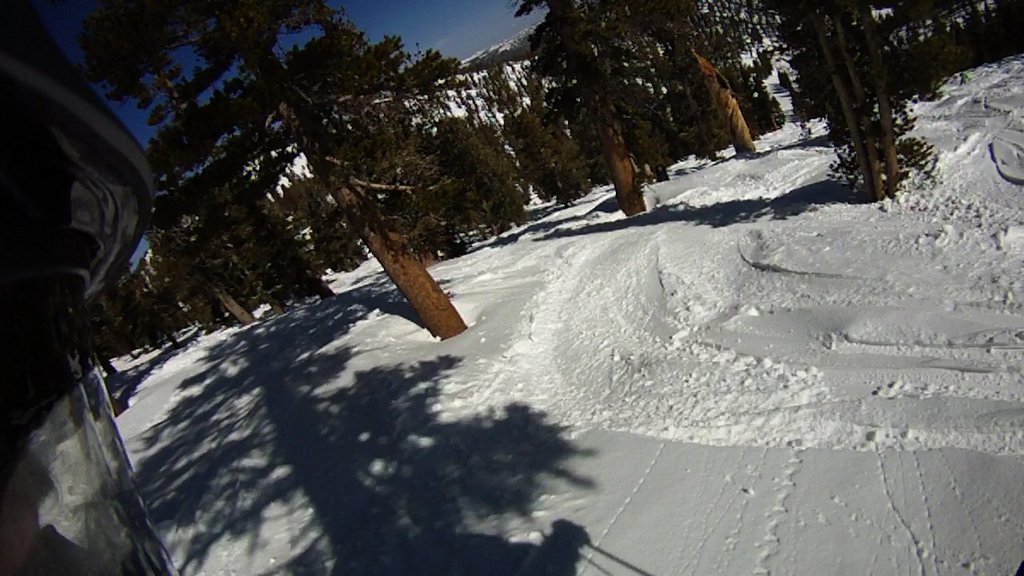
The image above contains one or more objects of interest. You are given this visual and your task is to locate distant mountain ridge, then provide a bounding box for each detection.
[460,23,539,72]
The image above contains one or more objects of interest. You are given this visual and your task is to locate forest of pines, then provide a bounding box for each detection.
[82,0,1024,361]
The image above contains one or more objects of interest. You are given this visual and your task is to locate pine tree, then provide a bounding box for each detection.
[476,63,592,205]
[277,179,366,274]
[81,0,468,339]
[517,0,647,216]
[764,0,933,201]
[373,114,530,261]
[607,0,780,161]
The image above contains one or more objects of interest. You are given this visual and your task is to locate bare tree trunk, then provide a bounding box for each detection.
[339,181,464,341]
[833,14,886,202]
[330,183,465,340]
[598,114,646,216]
[811,15,879,203]
[859,4,900,199]
[213,286,255,326]
[693,50,757,154]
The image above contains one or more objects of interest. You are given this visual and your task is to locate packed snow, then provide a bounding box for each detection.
[111,57,1024,575]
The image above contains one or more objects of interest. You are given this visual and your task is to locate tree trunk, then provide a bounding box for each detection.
[212,285,255,326]
[693,50,757,154]
[811,15,879,203]
[859,4,900,199]
[598,114,646,217]
[270,300,286,316]
[833,14,886,202]
[343,197,465,340]
[275,100,467,340]
[355,204,466,339]
[546,0,645,217]
[337,187,466,341]
[309,276,335,299]
[97,354,118,376]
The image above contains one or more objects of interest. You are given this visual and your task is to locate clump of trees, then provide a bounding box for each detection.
[515,0,783,215]
[763,0,928,201]
[758,0,1024,201]
[83,0,474,339]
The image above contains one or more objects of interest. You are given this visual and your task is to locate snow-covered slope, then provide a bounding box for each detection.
[460,23,537,72]
[112,57,1024,575]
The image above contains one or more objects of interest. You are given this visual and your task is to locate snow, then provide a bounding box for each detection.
[461,24,538,71]
[110,57,1024,575]
[992,130,1024,185]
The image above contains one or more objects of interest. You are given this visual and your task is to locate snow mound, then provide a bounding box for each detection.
[992,129,1024,185]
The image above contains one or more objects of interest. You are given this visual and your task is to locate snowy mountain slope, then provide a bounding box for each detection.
[460,23,538,72]
[111,57,1024,575]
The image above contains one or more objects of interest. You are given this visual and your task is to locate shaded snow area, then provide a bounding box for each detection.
[111,57,1024,576]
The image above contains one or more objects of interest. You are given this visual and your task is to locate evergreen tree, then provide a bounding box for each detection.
[88,257,194,359]
[477,64,592,205]
[81,0,468,339]
[428,117,528,250]
[517,0,648,216]
[374,114,530,261]
[277,178,366,274]
[602,0,781,162]
[764,0,933,201]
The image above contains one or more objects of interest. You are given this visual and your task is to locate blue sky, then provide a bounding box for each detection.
[342,1,542,60]
[33,0,543,145]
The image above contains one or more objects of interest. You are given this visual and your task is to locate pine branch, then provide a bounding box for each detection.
[348,177,415,193]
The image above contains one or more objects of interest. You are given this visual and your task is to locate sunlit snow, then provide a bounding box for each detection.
[112,56,1024,575]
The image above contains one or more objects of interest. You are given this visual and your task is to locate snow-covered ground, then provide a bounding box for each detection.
[112,57,1024,575]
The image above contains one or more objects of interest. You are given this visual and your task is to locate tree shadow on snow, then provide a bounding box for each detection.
[541,178,858,241]
[669,135,833,178]
[478,211,592,250]
[109,274,425,412]
[132,298,593,576]
[107,340,196,409]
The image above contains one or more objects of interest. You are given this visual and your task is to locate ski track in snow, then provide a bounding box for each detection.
[581,440,665,575]
[113,57,1024,576]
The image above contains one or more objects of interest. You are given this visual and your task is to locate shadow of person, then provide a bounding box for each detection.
[514,520,591,576]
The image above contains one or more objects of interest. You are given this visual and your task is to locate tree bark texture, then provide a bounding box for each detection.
[213,286,256,326]
[693,50,757,154]
[329,180,466,342]
[598,115,647,217]
[859,4,900,199]
[811,15,879,203]
[833,14,886,202]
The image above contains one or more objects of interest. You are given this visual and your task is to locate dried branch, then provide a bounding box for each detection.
[348,177,415,193]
